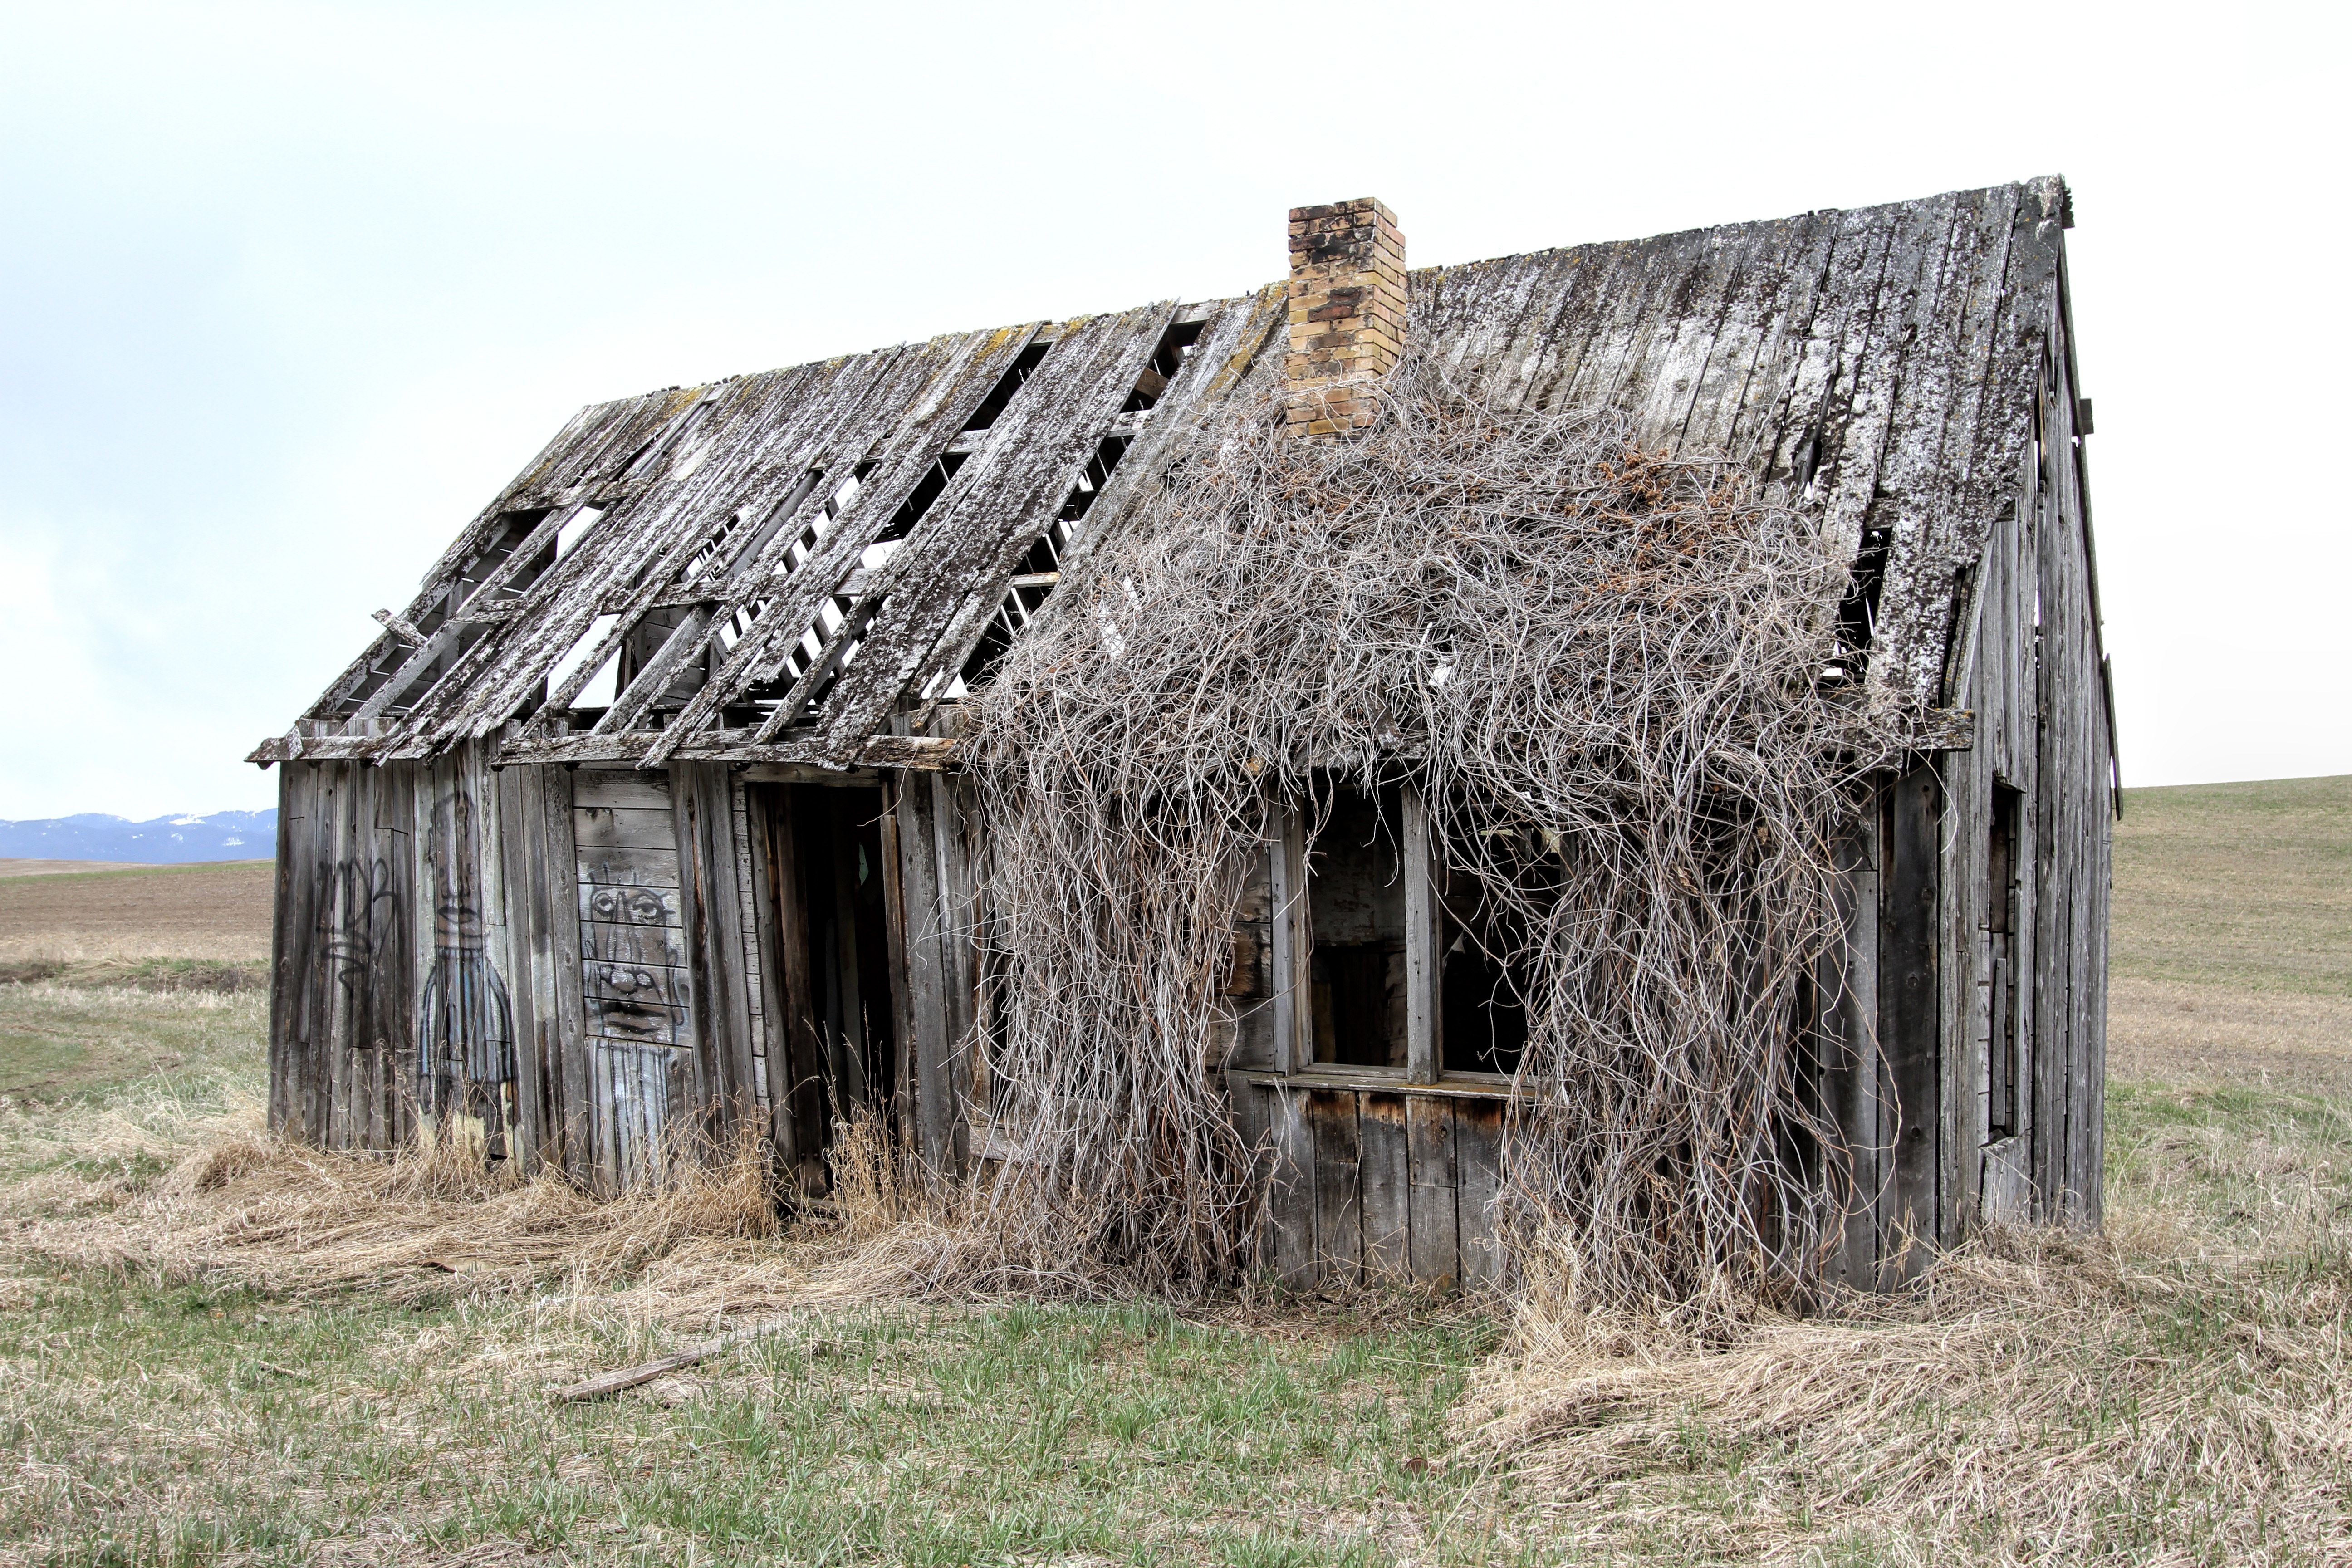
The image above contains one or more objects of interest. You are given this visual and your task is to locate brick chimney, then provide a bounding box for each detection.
[1284,198,1406,435]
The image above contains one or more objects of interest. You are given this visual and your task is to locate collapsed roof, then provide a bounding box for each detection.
[253,176,2086,773]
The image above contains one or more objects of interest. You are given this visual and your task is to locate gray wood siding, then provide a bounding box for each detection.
[1919,234,2111,1242]
[1232,1074,1510,1289]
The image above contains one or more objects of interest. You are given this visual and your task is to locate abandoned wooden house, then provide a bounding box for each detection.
[255,177,2115,1291]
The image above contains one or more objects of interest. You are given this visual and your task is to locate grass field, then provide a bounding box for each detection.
[0,781,2345,1566]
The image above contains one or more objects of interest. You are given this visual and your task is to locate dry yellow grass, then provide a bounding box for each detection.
[1458,1123,2352,1563]
[6,1118,791,1313]
[1457,776,2352,1563]
[2108,972,2352,1091]
[2111,774,2349,1001]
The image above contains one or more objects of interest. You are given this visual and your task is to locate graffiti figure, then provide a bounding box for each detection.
[416,785,516,1138]
[315,856,400,1004]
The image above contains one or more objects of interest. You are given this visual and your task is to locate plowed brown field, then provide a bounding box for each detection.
[0,860,274,962]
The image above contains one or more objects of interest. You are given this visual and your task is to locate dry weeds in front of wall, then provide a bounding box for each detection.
[1456,1147,2352,1563]
[2,1095,1195,1329]
[7,1117,782,1313]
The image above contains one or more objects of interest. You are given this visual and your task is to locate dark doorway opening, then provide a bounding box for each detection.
[754,782,900,1197]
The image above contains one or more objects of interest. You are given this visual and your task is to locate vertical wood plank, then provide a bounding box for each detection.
[541,765,592,1186]
[671,763,717,1131]
[931,771,980,1168]
[1401,782,1437,1084]
[1358,1093,1411,1278]
[1823,810,1882,1286]
[1268,806,1308,1074]
[2030,393,2067,1218]
[875,779,916,1151]
[494,763,548,1172]
[671,761,760,1148]
[323,765,359,1152]
[892,760,955,1172]
[380,763,419,1153]
[1268,1085,1318,1287]
[1405,1096,1460,1284]
[1882,762,1942,1283]
[1227,1076,1274,1274]
[742,785,796,1178]
[1453,1097,1505,1289]
[587,1036,612,1195]
[706,770,761,1134]
[1308,1089,1362,1283]
[1939,699,1984,1247]
[265,765,307,1139]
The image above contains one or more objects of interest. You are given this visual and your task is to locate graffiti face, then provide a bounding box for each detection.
[592,963,674,1040]
[598,964,662,997]
[583,880,683,1045]
[588,886,671,926]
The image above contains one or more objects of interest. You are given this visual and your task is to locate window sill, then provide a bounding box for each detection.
[1225,1066,1524,1100]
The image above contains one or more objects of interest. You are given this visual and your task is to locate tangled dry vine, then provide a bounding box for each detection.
[961,358,1901,1304]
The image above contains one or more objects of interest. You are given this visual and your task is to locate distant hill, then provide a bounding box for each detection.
[0,810,275,863]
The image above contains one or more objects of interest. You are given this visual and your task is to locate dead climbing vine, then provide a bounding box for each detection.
[960,357,1901,1305]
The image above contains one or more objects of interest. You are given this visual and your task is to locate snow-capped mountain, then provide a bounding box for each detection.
[0,810,276,863]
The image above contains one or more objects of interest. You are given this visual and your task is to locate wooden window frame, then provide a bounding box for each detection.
[1269,780,1442,1086]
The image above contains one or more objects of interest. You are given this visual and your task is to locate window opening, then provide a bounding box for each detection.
[1306,785,1410,1069]
[1986,783,2023,1139]
[1436,821,1539,1075]
[1824,522,1892,686]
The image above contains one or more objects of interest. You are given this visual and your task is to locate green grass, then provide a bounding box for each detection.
[0,1261,1518,1565]
[0,981,1527,1563]
[0,975,262,1110]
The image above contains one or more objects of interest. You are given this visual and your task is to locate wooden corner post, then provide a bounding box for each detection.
[1267,804,1310,1074]
[1402,781,1438,1083]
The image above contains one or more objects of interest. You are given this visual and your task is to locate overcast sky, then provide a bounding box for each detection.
[2,0,2342,819]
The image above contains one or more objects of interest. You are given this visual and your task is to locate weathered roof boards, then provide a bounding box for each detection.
[259,180,2113,1289]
